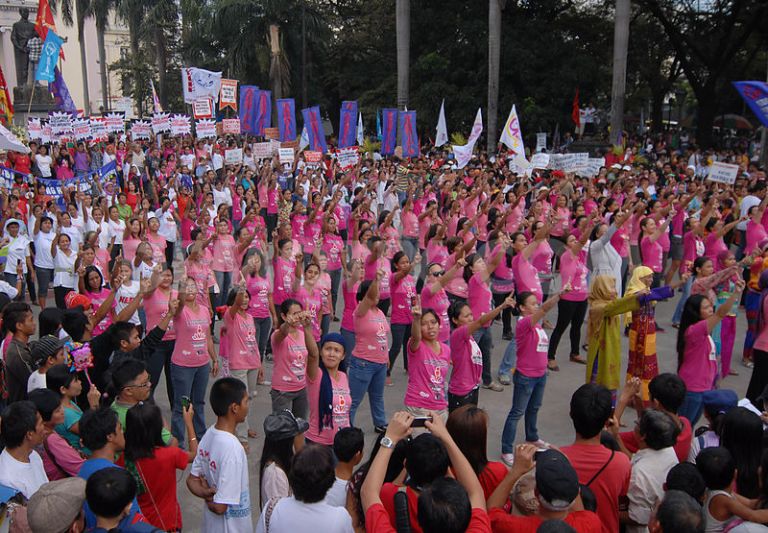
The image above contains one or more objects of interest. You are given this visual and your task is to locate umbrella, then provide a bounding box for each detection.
[0,124,30,153]
[714,114,754,130]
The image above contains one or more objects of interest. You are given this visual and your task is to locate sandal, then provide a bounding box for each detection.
[248,430,259,439]
[570,355,587,365]
[547,360,560,371]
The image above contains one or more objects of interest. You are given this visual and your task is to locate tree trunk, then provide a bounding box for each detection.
[77,16,91,115]
[96,24,109,112]
[301,4,307,109]
[487,0,503,153]
[650,90,664,134]
[609,0,630,146]
[269,24,284,100]
[695,83,718,149]
[396,0,410,111]
[155,25,168,108]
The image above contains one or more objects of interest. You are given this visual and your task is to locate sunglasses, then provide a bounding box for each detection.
[430,270,445,277]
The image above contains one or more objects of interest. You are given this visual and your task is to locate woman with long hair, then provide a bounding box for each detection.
[259,410,307,506]
[639,212,674,288]
[305,333,350,446]
[50,231,77,309]
[387,251,418,386]
[747,270,768,402]
[143,267,177,403]
[242,249,276,383]
[720,407,763,499]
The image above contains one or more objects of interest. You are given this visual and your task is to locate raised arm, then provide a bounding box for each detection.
[707,280,745,332]
[354,269,383,317]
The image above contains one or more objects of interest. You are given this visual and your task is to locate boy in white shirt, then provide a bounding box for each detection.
[0,401,48,499]
[326,427,364,507]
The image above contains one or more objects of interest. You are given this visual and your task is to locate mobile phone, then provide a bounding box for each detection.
[410,296,417,307]
[411,416,432,428]
[181,395,191,410]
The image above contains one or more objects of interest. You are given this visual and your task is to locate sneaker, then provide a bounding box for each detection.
[529,439,551,450]
[498,374,511,386]
[501,453,515,467]
[502,331,513,341]
[482,381,504,392]
[374,425,388,434]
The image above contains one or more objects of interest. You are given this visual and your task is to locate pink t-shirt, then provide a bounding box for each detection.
[184,259,215,309]
[404,340,451,411]
[306,370,351,445]
[352,307,390,364]
[746,220,768,255]
[421,284,450,343]
[516,315,549,378]
[122,237,140,262]
[448,325,483,396]
[322,233,344,271]
[401,211,418,238]
[678,320,717,392]
[171,305,212,367]
[640,235,663,273]
[224,310,260,370]
[272,256,295,305]
[147,233,166,265]
[318,273,332,315]
[467,272,493,327]
[444,253,468,298]
[341,279,360,332]
[364,258,391,299]
[531,241,553,274]
[88,288,115,336]
[680,233,704,274]
[292,285,323,342]
[560,250,588,301]
[512,254,543,302]
[271,329,308,392]
[144,288,177,341]
[610,225,629,258]
[390,273,417,325]
[211,235,236,272]
[426,241,449,268]
[246,275,272,319]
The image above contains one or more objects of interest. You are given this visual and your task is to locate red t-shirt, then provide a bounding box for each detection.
[478,461,508,501]
[117,446,188,530]
[560,443,631,533]
[489,508,602,533]
[366,502,491,533]
[380,484,421,533]
[619,415,692,462]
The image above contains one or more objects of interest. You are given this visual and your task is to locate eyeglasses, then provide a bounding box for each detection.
[124,380,151,390]
[430,271,446,277]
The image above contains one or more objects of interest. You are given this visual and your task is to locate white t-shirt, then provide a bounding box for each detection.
[180,153,195,170]
[108,219,126,245]
[190,427,253,533]
[133,260,155,281]
[213,187,233,209]
[53,249,77,288]
[35,154,53,177]
[324,476,349,508]
[4,236,30,274]
[255,496,353,533]
[261,462,290,507]
[60,225,83,251]
[212,152,224,171]
[116,282,140,325]
[155,208,177,242]
[27,370,46,392]
[0,449,48,499]
[85,220,111,249]
[34,230,55,269]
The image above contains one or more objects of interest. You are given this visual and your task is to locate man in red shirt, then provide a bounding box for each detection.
[561,383,632,533]
[361,411,491,533]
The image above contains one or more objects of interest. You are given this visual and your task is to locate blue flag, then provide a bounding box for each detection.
[399,110,418,158]
[239,85,259,134]
[733,81,768,127]
[35,30,64,83]
[338,101,358,148]
[277,98,296,141]
[301,106,328,153]
[381,108,398,155]
[376,110,382,142]
[49,68,77,115]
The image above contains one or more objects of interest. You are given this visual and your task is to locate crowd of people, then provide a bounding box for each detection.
[0,129,766,533]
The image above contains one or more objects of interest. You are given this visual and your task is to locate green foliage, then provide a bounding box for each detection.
[450,132,467,145]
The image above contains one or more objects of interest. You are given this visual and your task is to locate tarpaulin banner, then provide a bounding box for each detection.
[733,81,768,127]
[130,120,151,140]
[301,106,328,153]
[277,98,296,142]
[253,90,272,136]
[399,110,418,158]
[381,108,398,156]
[151,112,171,135]
[181,67,222,104]
[196,119,216,139]
[239,86,259,134]
[219,79,238,111]
[35,30,64,82]
[338,101,358,148]
[221,118,240,135]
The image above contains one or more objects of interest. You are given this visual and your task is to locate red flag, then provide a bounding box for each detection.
[572,88,580,127]
[35,0,64,59]
[0,64,13,124]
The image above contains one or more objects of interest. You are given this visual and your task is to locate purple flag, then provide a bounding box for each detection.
[277,98,296,141]
[254,90,272,136]
[381,108,398,155]
[338,101,358,148]
[399,110,418,158]
[301,106,327,153]
[239,85,259,134]
[733,81,768,127]
[49,67,77,115]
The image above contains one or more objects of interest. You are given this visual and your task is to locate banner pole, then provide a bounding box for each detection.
[27,84,36,115]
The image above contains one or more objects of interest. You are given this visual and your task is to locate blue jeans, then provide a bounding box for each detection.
[498,318,518,378]
[473,327,493,385]
[672,275,693,325]
[348,355,387,427]
[253,316,272,362]
[501,372,547,453]
[170,362,210,444]
[214,270,232,308]
[679,391,705,427]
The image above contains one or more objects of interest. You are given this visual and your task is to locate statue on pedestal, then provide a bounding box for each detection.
[11,8,36,87]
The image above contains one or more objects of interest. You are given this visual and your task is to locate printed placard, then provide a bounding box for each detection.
[707,161,740,185]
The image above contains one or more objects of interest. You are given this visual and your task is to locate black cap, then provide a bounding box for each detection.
[263,410,309,441]
[30,335,68,367]
[535,450,579,510]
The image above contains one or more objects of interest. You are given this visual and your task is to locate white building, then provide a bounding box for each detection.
[0,0,129,119]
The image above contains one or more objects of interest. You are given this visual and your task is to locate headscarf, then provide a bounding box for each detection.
[625,266,653,296]
[587,275,618,341]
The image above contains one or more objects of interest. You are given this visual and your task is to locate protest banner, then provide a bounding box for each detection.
[304,150,322,168]
[131,120,151,140]
[530,153,550,169]
[278,147,295,165]
[104,112,125,134]
[535,132,547,153]
[89,118,107,141]
[281,140,299,149]
[41,123,52,144]
[27,118,43,141]
[225,148,243,165]
[253,142,273,160]
[221,118,240,135]
[170,114,191,136]
[192,98,214,119]
[219,79,238,111]
[72,118,91,141]
[196,119,217,139]
[576,157,605,177]
[114,97,135,119]
[49,111,73,137]
[337,147,360,169]
[707,161,740,185]
[181,67,222,104]
[264,127,280,140]
[151,112,171,134]
[548,153,588,172]
[270,139,282,155]
[277,99,297,141]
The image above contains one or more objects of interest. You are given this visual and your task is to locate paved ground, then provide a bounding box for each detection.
[154,290,754,530]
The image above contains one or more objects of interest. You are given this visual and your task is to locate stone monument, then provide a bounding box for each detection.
[11,8,36,87]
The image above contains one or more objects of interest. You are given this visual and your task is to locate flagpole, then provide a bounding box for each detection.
[27,84,36,115]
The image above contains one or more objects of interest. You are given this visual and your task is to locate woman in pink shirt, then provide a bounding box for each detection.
[746,200,768,256]
[448,295,515,411]
[348,269,390,432]
[500,288,565,465]
[401,197,420,262]
[704,216,743,266]
[321,215,346,318]
[486,230,516,342]
[272,238,296,306]
[444,236,475,304]
[639,213,674,287]
[340,259,364,361]
[170,277,218,443]
[211,219,236,308]
[364,237,391,315]
[122,218,143,263]
[142,267,177,402]
[243,249,275,383]
[270,298,318,419]
[79,265,116,337]
[425,223,449,269]
[511,220,551,303]
[677,281,743,425]
[387,251,419,386]
[420,259,465,345]
[290,256,324,343]
[306,333,351,446]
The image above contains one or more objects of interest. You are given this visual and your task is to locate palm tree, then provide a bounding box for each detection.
[609,0,631,146]
[487,0,505,152]
[50,0,93,114]
[141,0,177,108]
[396,0,410,110]
[91,0,112,111]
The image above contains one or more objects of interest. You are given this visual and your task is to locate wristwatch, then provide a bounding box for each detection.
[380,436,395,449]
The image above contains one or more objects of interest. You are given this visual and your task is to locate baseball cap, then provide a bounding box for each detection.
[27,477,86,533]
[535,450,579,510]
[65,291,92,310]
[264,409,309,440]
[702,389,738,415]
[31,334,69,366]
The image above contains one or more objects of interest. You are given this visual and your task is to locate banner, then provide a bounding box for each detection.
[357,113,364,146]
[31,161,117,198]
[253,142,273,160]
[27,118,43,141]
[435,100,448,147]
[707,161,740,184]
[337,147,359,169]
[452,108,483,169]
[576,157,605,177]
[548,153,589,172]
[733,81,768,127]
[219,79,238,111]
[151,112,171,135]
[225,148,243,165]
[72,118,90,141]
[89,117,106,141]
[195,119,216,139]
[264,127,280,140]
[253,90,272,136]
[192,98,213,119]
[35,0,63,59]
[278,148,295,165]
[535,132,547,153]
[150,80,163,113]
[338,101,358,148]
[0,167,33,189]
[399,110,418,158]
[48,67,76,115]
[49,111,72,137]
[304,150,322,168]
[170,114,191,136]
[130,120,151,140]
[381,108,398,155]
[104,112,125,134]
[277,98,297,142]
[239,85,259,134]
[530,153,550,169]
[35,30,64,82]
[499,105,525,156]
[181,67,222,104]
[221,119,240,135]
[301,106,328,153]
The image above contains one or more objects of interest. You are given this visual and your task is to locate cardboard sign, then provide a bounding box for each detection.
[707,161,740,185]
[196,119,217,139]
[337,147,360,169]
[530,153,550,169]
[89,118,107,141]
[170,114,191,136]
[535,132,547,153]
[130,120,151,140]
[151,113,171,135]
[253,142,273,160]
[49,112,73,137]
[221,118,240,135]
[278,147,295,165]
[104,112,126,133]
[225,148,243,165]
[304,151,322,165]
[27,118,43,141]
[264,127,280,140]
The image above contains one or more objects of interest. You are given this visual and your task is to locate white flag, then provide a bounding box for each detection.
[452,108,483,169]
[357,113,364,146]
[181,67,222,104]
[299,125,310,152]
[435,100,448,147]
[499,105,526,156]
